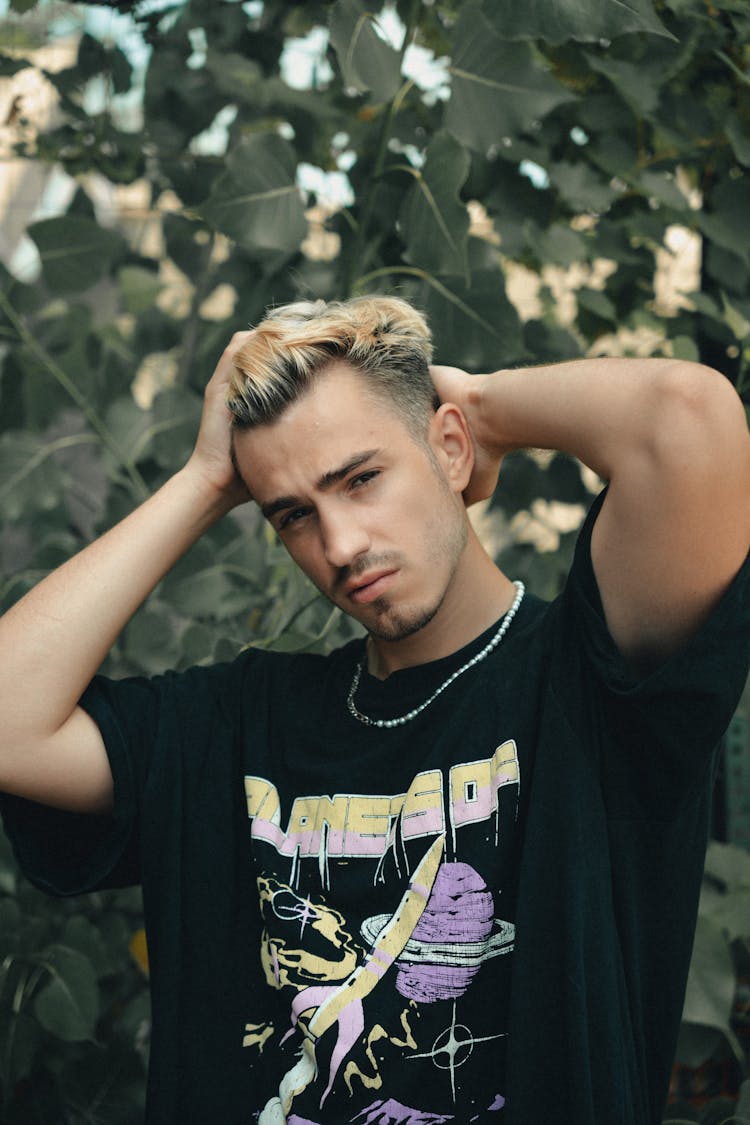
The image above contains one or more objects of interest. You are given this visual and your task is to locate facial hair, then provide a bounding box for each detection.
[352,495,468,643]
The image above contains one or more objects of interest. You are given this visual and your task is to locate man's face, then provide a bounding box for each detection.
[233,361,468,642]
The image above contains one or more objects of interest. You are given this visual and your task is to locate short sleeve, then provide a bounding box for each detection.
[554,489,750,817]
[0,655,251,896]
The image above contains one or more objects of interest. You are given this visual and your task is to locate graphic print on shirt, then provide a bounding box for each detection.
[243,739,519,1124]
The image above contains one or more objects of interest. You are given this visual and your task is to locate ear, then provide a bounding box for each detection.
[428,403,475,494]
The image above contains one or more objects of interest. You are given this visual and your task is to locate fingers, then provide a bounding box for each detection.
[207,330,257,391]
[225,329,256,354]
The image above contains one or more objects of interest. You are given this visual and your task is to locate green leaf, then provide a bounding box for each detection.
[547,160,618,214]
[76,33,132,91]
[721,292,750,341]
[0,431,69,522]
[204,49,263,102]
[104,397,154,467]
[0,831,17,895]
[523,320,582,364]
[421,267,524,371]
[585,51,663,117]
[179,623,218,666]
[706,889,750,942]
[704,839,750,891]
[680,914,739,1052]
[0,896,22,937]
[704,242,749,293]
[329,0,402,104]
[123,604,180,674]
[399,132,470,275]
[637,170,690,210]
[59,917,113,979]
[483,0,674,43]
[163,213,210,280]
[0,1009,39,1086]
[27,217,127,294]
[726,112,750,167]
[669,335,700,362]
[446,2,574,153]
[59,1046,147,1124]
[33,944,100,1042]
[117,266,163,315]
[674,1022,725,1070]
[0,51,31,75]
[199,134,306,255]
[686,291,722,322]
[151,387,203,470]
[162,564,234,619]
[698,176,750,265]
[576,287,617,323]
[161,535,259,622]
[528,221,590,267]
[737,1079,750,1120]
[484,161,553,258]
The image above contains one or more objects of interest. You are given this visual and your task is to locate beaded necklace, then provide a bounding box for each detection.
[346,581,525,728]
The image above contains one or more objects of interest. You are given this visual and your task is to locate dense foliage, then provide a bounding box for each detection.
[0,0,749,1118]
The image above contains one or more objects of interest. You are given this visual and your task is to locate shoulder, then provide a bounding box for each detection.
[557,488,750,712]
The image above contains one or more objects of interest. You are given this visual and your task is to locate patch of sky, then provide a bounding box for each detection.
[85,5,151,70]
[10,163,77,282]
[34,4,152,131]
[520,159,550,189]
[570,126,589,146]
[403,44,450,103]
[332,133,356,173]
[375,4,450,102]
[280,25,333,91]
[297,162,354,208]
[187,26,208,70]
[1,0,445,215]
[387,138,425,168]
[189,104,238,156]
[375,5,405,45]
[128,0,183,19]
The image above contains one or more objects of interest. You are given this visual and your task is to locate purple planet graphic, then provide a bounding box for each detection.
[360,862,514,1004]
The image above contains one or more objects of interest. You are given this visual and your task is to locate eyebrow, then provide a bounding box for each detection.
[260,448,382,521]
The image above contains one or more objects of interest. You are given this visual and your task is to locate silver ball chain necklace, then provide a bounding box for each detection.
[347,580,525,728]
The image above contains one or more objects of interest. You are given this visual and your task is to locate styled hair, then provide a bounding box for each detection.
[227,295,437,437]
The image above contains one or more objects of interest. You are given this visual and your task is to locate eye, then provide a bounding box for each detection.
[350,470,379,490]
[279,506,311,531]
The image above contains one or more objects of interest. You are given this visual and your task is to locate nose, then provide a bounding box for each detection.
[320,507,371,570]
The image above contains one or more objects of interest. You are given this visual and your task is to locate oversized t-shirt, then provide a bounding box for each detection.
[2,492,749,1125]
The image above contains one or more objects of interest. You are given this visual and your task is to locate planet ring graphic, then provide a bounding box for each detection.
[360,913,515,966]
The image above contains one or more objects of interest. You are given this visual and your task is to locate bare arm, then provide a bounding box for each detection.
[431,357,750,669]
[0,334,252,814]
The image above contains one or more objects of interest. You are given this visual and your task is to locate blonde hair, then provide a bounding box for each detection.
[227,295,436,436]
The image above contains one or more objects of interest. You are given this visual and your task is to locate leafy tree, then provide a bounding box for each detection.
[0,0,749,1117]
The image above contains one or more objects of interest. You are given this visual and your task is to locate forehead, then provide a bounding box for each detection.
[233,361,413,499]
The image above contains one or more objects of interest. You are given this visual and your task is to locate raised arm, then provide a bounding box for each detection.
[0,334,252,814]
[431,357,750,670]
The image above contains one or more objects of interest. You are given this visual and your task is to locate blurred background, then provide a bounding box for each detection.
[0,1,749,1120]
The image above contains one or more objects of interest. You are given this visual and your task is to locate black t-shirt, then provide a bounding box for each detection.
[3,492,749,1125]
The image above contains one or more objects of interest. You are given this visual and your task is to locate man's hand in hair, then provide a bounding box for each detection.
[187,331,255,507]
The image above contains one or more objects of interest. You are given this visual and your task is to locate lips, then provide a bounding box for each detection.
[346,569,398,604]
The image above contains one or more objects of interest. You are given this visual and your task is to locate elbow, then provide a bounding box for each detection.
[649,362,749,473]
[658,360,743,420]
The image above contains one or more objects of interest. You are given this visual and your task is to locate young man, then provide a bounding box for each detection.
[1,295,748,1125]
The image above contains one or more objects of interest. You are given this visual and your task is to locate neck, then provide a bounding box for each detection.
[366,526,516,679]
